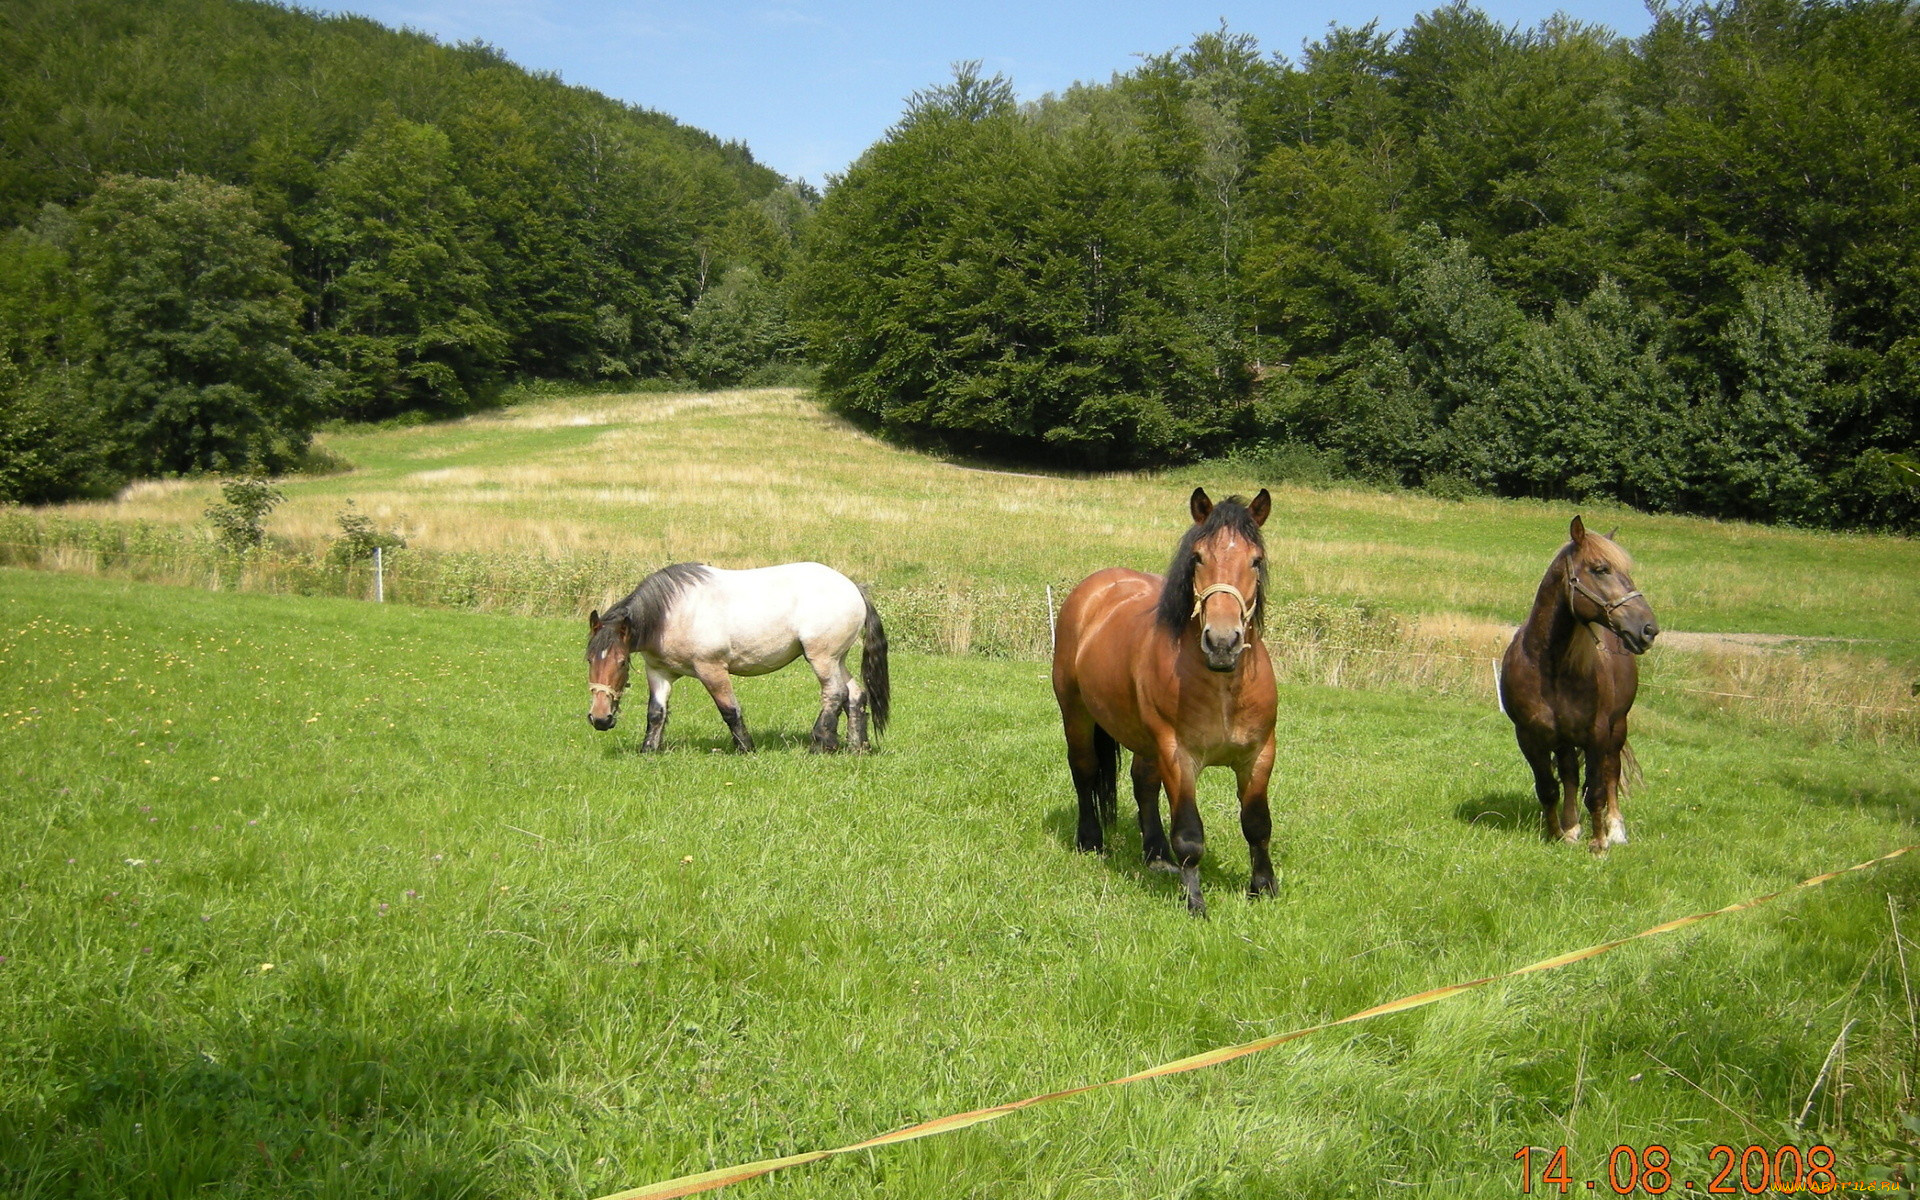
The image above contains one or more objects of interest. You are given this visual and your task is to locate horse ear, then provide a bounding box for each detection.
[1569,515,1588,545]
[589,609,601,631]
[1248,488,1271,527]
[1605,526,1619,541]
[1190,487,1213,523]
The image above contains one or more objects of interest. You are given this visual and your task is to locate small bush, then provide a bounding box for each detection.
[203,477,283,555]
[325,500,406,571]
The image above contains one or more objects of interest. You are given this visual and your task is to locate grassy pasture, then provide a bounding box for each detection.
[3,568,1918,1198]
[38,388,1920,646]
[14,386,1917,742]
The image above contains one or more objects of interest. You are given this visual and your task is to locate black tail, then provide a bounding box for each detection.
[1092,724,1119,825]
[862,596,891,735]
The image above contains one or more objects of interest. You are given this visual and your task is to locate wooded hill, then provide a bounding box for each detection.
[795,0,1920,531]
[0,0,808,501]
[4,0,1917,532]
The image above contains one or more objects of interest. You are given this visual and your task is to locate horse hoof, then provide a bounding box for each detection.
[1248,874,1278,898]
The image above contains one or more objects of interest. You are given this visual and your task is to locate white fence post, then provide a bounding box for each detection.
[373,546,384,603]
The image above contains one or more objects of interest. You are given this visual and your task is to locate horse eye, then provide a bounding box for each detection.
[1593,564,1610,575]
[1252,558,1264,571]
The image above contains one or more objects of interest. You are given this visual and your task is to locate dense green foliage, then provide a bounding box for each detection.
[0,0,809,501]
[796,2,1920,528]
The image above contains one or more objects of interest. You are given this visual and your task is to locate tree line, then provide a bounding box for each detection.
[794,0,1920,530]
[4,0,1916,532]
[0,0,809,503]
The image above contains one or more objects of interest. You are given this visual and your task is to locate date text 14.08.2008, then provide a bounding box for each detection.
[1513,1143,1884,1194]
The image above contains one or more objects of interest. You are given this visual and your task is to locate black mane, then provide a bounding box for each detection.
[1156,498,1268,635]
[592,562,714,655]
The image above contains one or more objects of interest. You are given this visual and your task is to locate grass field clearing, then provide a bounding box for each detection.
[3,569,1917,1197]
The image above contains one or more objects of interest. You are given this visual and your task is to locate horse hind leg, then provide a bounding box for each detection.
[1131,754,1174,872]
[1061,710,1116,854]
[804,650,851,754]
[845,671,869,753]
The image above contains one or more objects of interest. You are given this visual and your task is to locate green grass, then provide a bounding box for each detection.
[4,569,1918,1198]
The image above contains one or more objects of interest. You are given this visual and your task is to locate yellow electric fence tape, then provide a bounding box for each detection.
[596,844,1919,1200]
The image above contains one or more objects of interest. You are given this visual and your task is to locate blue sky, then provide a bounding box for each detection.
[314,0,1657,187]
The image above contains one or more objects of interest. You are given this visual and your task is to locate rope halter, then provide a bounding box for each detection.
[588,681,626,704]
[1191,582,1252,625]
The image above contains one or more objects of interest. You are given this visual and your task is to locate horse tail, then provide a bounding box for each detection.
[1620,741,1641,800]
[861,594,891,735]
[1092,724,1119,821]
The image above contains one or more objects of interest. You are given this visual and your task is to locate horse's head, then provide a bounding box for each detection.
[1167,486,1271,672]
[1564,516,1659,654]
[586,608,634,730]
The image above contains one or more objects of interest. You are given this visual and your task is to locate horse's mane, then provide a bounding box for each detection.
[1554,533,1634,577]
[1156,497,1268,635]
[593,562,714,655]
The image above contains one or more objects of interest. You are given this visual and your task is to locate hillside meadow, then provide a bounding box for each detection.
[2,556,1918,1196]
[8,387,1918,743]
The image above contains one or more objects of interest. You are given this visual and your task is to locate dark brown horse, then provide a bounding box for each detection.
[1499,517,1659,852]
[1052,488,1278,916]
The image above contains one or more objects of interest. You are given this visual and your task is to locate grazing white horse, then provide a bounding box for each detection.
[585,562,890,753]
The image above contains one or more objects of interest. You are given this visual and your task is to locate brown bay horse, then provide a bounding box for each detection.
[1499,517,1659,852]
[1052,488,1278,916]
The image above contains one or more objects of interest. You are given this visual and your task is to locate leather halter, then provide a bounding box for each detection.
[1566,570,1643,651]
[1567,571,1642,621]
[1191,581,1252,624]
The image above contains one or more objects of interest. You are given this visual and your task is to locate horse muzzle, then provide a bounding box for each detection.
[1199,625,1248,672]
[1616,618,1659,655]
[588,682,624,730]
[1195,583,1253,671]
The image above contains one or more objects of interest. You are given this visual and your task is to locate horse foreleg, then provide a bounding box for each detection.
[1131,755,1173,871]
[1593,739,1628,849]
[1582,744,1616,854]
[1161,750,1207,918]
[804,652,851,754]
[1518,734,1563,843]
[642,666,674,752]
[693,663,754,753]
[1237,743,1278,899]
[1555,746,1583,846]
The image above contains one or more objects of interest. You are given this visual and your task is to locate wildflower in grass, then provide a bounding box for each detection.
[258,963,273,972]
